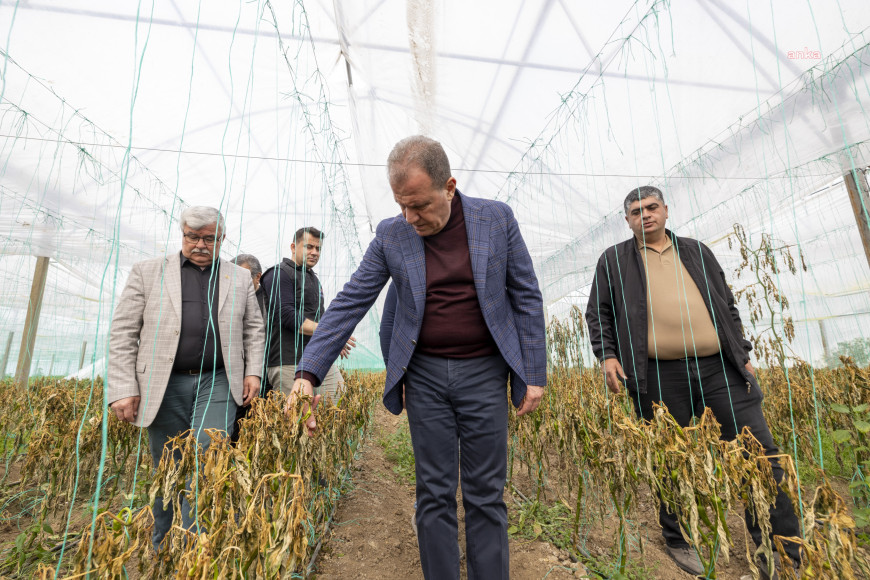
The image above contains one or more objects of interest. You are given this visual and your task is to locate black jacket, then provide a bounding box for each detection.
[585,230,754,393]
[261,258,325,368]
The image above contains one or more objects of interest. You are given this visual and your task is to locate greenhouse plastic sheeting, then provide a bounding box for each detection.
[0,0,869,374]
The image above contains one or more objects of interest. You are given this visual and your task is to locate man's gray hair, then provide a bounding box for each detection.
[180,206,226,235]
[623,186,665,214]
[387,135,452,188]
[231,254,262,276]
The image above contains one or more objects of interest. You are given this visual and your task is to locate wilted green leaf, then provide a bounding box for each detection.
[832,430,852,444]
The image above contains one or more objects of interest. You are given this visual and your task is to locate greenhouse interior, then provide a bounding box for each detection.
[0,0,869,578]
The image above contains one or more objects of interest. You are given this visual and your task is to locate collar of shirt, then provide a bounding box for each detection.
[286,256,315,274]
[179,251,216,271]
[635,236,673,255]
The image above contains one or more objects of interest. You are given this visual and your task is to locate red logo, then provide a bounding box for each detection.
[787,47,821,59]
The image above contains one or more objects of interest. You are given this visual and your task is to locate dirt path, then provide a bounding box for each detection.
[313,406,583,579]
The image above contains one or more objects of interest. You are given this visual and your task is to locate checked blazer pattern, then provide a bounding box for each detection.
[298,192,547,414]
[108,254,266,427]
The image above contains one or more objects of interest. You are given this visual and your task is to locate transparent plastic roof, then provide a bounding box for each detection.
[1,0,869,373]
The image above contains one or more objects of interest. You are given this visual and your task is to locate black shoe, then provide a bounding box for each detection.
[665,545,703,576]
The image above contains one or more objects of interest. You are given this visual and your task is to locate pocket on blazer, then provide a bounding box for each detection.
[136,362,147,374]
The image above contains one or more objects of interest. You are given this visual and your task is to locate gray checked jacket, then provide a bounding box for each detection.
[107,253,265,427]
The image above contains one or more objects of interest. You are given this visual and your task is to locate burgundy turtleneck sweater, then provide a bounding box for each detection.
[416,193,496,358]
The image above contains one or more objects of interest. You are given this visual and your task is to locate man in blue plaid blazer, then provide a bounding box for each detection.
[290,136,546,580]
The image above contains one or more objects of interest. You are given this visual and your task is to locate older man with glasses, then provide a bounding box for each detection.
[108,206,265,552]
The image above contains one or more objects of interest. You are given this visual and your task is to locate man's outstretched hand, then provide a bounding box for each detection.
[285,378,322,436]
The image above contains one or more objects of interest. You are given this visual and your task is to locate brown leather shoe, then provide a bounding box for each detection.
[666,545,703,576]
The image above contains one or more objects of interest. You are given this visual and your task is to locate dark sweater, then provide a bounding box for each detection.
[416,194,496,358]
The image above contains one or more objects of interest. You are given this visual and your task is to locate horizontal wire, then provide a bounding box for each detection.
[0,132,842,180]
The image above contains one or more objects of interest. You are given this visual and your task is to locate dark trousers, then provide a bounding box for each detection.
[632,355,801,561]
[405,353,510,580]
[148,368,236,551]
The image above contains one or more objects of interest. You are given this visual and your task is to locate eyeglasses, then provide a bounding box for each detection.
[183,233,217,245]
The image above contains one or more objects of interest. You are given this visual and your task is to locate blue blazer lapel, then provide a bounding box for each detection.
[462,194,491,297]
[399,224,427,315]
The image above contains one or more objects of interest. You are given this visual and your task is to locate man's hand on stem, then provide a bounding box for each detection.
[284,378,322,436]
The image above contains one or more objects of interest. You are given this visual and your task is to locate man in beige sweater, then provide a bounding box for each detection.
[585,186,800,579]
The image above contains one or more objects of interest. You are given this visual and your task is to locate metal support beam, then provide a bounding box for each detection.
[0,331,12,378]
[47,353,55,377]
[844,168,870,272]
[79,341,87,370]
[14,257,50,389]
